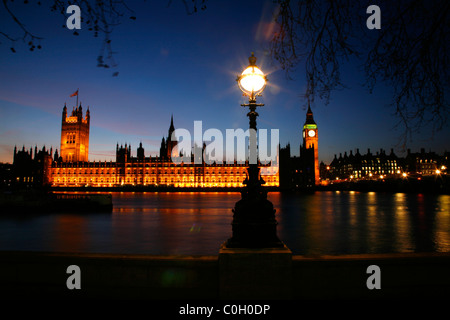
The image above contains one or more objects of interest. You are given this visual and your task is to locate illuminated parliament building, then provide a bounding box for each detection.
[13,104,280,189]
[10,101,448,191]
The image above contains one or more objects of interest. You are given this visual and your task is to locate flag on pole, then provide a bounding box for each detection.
[70,90,78,97]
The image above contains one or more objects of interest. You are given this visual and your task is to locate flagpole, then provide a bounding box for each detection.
[76,88,79,107]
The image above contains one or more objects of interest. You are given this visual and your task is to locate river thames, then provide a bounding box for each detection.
[1,191,449,255]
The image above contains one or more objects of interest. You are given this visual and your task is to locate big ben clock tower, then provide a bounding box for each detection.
[301,103,319,185]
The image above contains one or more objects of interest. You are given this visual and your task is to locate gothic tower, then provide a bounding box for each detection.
[60,103,90,162]
[166,115,177,159]
[301,103,319,185]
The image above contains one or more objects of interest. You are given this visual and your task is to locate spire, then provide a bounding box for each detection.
[307,101,312,114]
[85,105,90,123]
[62,103,67,121]
[304,101,316,125]
[77,103,83,120]
[169,114,175,133]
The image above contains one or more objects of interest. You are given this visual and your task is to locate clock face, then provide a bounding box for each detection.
[308,129,316,137]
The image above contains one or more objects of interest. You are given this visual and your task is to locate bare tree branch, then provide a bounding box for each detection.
[270,0,449,146]
[1,0,44,51]
[364,0,449,145]
[1,0,208,75]
[271,0,360,104]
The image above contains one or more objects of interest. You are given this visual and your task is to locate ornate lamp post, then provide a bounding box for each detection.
[225,53,283,248]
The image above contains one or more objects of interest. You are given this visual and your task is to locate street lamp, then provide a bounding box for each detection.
[225,53,283,248]
[237,53,267,101]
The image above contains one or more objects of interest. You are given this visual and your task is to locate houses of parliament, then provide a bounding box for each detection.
[11,102,322,189]
[9,100,448,191]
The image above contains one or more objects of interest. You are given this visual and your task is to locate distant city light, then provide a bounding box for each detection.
[436,169,441,174]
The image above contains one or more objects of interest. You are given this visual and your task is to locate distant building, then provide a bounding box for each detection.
[325,147,448,181]
[328,148,400,180]
[280,104,319,189]
[10,102,446,190]
[404,148,441,175]
[11,145,52,188]
[12,104,279,188]
[0,163,13,189]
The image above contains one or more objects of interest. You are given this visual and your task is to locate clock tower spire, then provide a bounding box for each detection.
[302,102,319,185]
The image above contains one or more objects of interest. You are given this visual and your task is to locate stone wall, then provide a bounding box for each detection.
[1,251,449,300]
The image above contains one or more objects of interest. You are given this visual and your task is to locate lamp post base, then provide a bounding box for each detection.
[219,243,292,299]
[225,187,284,248]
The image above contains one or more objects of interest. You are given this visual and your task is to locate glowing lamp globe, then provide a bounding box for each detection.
[238,66,265,95]
[237,53,267,99]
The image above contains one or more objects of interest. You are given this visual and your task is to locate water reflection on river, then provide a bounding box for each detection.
[0,191,449,255]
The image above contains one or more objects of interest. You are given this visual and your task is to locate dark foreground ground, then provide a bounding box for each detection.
[1,250,449,300]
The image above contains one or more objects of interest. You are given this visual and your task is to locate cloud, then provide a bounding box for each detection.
[255,21,277,42]
[254,1,278,43]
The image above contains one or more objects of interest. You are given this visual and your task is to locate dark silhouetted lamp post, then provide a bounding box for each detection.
[225,53,283,248]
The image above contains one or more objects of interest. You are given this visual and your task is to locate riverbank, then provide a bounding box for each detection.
[0,190,113,213]
[47,185,279,193]
[317,175,450,194]
[1,250,449,300]
[48,174,450,194]
[2,174,449,194]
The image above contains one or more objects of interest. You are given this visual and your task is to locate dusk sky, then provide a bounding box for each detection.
[1,0,449,165]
